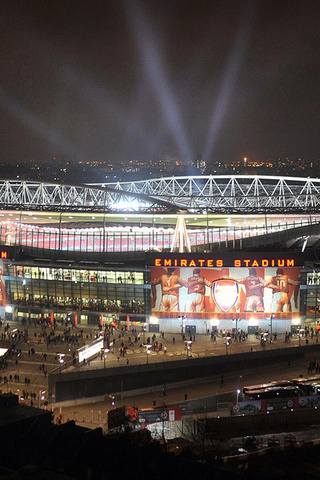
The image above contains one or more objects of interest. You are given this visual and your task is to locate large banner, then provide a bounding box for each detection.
[150,263,300,319]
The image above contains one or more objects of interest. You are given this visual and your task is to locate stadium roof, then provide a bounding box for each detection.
[0,175,319,215]
[102,175,320,214]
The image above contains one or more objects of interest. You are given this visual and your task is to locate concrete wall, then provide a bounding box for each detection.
[150,318,295,335]
[49,345,319,404]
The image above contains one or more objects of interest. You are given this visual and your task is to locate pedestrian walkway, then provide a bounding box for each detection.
[0,317,317,411]
[73,329,310,371]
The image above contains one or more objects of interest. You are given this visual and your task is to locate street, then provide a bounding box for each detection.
[0,318,318,428]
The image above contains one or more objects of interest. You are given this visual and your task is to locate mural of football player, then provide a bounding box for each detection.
[239,267,265,312]
[151,267,188,312]
[265,268,300,313]
[185,268,212,313]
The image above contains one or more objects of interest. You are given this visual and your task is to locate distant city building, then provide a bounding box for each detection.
[0,154,316,183]
[196,157,206,173]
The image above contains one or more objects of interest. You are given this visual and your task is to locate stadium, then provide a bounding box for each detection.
[0,174,319,337]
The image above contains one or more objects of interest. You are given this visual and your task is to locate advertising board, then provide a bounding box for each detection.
[231,401,261,415]
[78,337,103,363]
[138,407,181,424]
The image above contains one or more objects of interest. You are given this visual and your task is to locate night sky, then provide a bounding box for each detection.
[1,0,320,168]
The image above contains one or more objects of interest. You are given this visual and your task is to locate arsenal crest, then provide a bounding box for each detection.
[212,279,239,312]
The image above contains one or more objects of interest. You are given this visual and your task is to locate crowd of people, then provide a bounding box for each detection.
[0,316,84,403]
[14,297,145,314]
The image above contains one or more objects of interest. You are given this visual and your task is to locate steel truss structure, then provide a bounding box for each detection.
[0,180,177,213]
[0,176,319,214]
[104,175,320,214]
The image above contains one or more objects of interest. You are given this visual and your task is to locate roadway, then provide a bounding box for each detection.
[59,352,317,429]
[0,319,318,425]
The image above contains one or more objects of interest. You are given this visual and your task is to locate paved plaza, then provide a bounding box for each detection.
[0,318,316,418]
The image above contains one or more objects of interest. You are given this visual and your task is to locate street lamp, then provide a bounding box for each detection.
[145,344,151,364]
[58,353,65,373]
[299,328,303,346]
[238,375,242,397]
[186,340,192,359]
[236,388,241,407]
[143,323,148,343]
[104,348,109,368]
[226,334,231,355]
[38,390,46,408]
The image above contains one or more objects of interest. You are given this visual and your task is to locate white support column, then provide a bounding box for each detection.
[170,216,191,253]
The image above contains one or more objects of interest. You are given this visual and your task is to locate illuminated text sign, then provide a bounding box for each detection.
[153,257,296,268]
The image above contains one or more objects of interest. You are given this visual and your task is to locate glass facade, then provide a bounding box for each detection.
[306,273,320,317]
[8,265,146,314]
[302,272,320,332]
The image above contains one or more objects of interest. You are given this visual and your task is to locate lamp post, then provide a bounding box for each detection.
[146,344,151,364]
[104,348,109,368]
[236,389,241,407]
[38,390,46,408]
[226,334,231,355]
[186,340,192,359]
[143,323,148,343]
[109,395,115,408]
[58,353,65,374]
[299,328,303,346]
[236,375,243,406]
